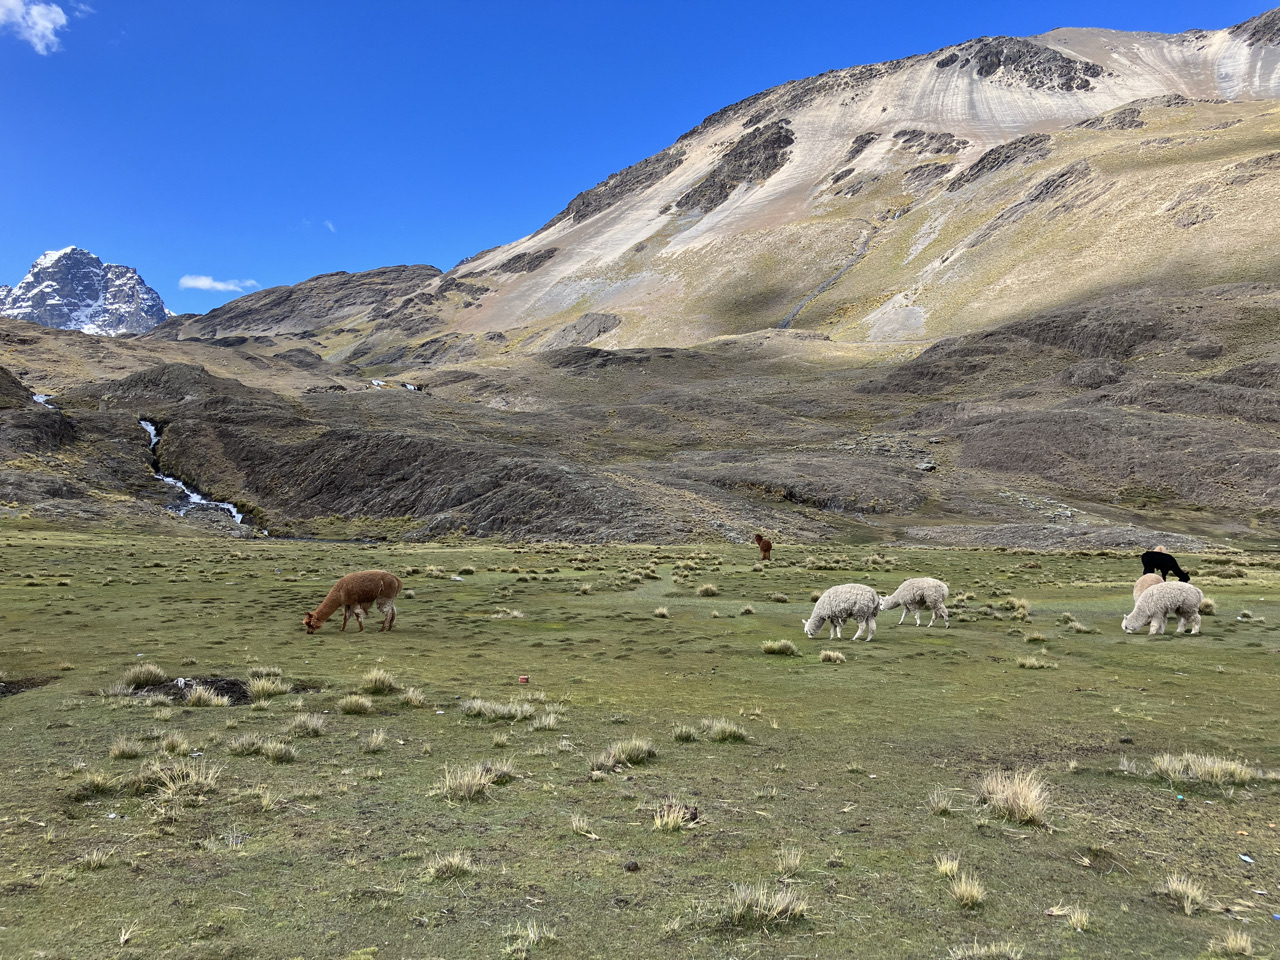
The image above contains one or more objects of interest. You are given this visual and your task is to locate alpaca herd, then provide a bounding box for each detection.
[303,550,1208,648]
[801,549,1206,645]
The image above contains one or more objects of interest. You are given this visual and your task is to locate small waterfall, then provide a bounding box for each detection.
[139,420,245,524]
[33,394,57,408]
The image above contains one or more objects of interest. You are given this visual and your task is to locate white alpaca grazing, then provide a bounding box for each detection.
[802,583,880,641]
[1122,581,1203,635]
[880,577,950,628]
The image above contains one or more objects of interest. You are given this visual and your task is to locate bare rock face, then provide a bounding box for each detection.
[0,248,167,336]
[535,313,622,351]
[677,120,797,213]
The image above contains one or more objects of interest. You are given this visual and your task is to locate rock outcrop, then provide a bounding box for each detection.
[0,247,167,336]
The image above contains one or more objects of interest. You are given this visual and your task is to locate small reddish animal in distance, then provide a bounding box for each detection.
[754,533,773,561]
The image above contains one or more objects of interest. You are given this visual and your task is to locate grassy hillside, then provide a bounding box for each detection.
[2,526,1278,958]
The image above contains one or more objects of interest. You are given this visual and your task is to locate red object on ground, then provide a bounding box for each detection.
[518,675,529,683]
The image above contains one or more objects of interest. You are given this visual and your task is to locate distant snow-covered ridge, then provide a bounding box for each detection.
[0,247,168,336]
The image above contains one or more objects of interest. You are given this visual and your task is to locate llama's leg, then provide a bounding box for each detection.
[1149,615,1165,635]
[866,616,876,641]
[341,606,350,631]
[353,606,366,632]
[387,602,396,631]
[913,607,922,626]
[851,620,866,642]
[1189,612,1201,635]
[1175,615,1187,634]
[926,608,937,628]
[897,607,907,626]
[939,604,950,629]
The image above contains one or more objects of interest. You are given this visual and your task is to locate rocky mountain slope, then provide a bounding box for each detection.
[154,8,1280,372]
[0,247,168,336]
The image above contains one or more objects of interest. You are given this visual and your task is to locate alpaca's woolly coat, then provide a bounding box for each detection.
[1133,573,1164,601]
[1122,581,1204,635]
[881,577,950,627]
[804,583,880,639]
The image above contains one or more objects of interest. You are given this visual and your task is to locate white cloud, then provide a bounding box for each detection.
[178,275,260,293]
[324,220,336,233]
[0,0,70,55]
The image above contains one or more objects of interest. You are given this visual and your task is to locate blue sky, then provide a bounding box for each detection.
[0,1,1270,314]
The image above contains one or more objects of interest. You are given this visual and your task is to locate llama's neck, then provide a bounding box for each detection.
[309,586,344,625]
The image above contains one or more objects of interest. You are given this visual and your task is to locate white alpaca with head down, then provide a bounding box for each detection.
[880,577,950,628]
[802,583,880,641]
[1122,581,1203,635]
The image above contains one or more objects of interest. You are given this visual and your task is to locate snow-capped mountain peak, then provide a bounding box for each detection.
[0,247,167,336]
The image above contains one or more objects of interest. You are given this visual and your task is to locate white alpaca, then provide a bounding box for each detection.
[801,583,880,641]
[1122,581,1203,635]
[881,577,950,628]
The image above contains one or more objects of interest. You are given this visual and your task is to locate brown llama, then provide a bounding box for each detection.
[754,533,773,561]
[303,570,403,634]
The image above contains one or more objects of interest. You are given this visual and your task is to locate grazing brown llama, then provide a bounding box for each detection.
[303,570,402,634]
[754,533,773,561]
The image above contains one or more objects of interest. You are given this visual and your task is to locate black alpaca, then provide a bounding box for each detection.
[1141,551,1190,582]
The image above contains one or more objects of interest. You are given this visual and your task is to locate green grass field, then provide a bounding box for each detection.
[2,525,1278,959]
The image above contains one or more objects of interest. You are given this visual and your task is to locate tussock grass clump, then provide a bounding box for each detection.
[1025,633,1047,643]
[696,583,719,597]
[491,607,525,619]
[359,668,398,694]
[571,812,600,839]
[424,851,473,882]
[228,734,264,756]
[975,768,1050,826]
[261,739,297,763]
[934,852,960,877]
[672,724,698,742]
[1066,906,1090,932]
[819,650,846,663]
[950,873,986,908]
[947,942,1022,960]
[761,639,799,656]
[78,848,115,871]
[740,605,755,615]
[248,676,291,701]
[337,694,374,715]
[460,698,536,722]
[653,606,670,619]
[1017,656,1056,669]
[590,737,657,771]
[285,713,325,737]
[108,738,143,760]
[1163,873,1209,915]
[161,733,190,755]
[398,687,428,708]
[185,685,230,707]
[70,770,115,801]
[363,729,388,753]
[122,662,166,688]
[133,758,222,800]
[721,882,807,927]
[1209,928,1254,956]
[1149,752,1261,785]
[457,565,476,575]
[504,920,556,958]
[246,665,282,679]
[531,710,561,731]
[775,845,802,877]
[433,763,497,801]
[701,717,748,742]
[927,785,955,816]
[768,592,789,603]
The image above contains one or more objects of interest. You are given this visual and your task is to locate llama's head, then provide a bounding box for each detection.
[801,616,821,638]
[303,611,319,634]
[1121,613,1137,634]
[1178,571,1190,582]
[754,533,764,544]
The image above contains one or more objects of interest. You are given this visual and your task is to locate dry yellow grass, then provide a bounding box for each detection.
[975,768,1050,826]
[1163,873,1209,915]
[950,873,986,908]
[721,882,807,927]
